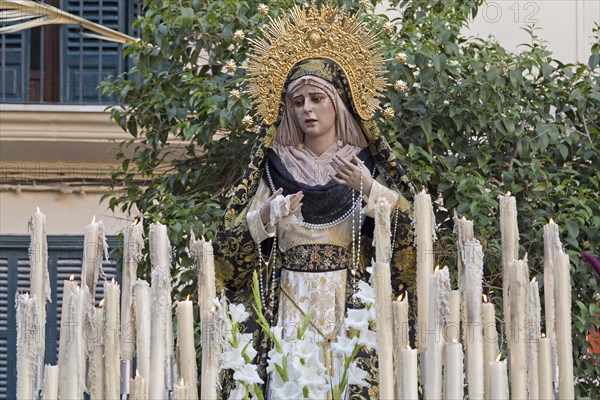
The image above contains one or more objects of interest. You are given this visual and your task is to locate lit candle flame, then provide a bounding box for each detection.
[495,353,502,362]
[179,378,185,385]
[186,294,190,301]
[111,277,115,284]
[542,332,546,338]
[549,218,555,225]
[406,344,412,350]
[452,338,458,344]
[531,276,537,283]
[69,274,75,281]
[506,191,511,196]
[397,292,405,302]
[434,264,440,272]
[91,215,96,224]
[136,369,140,377]
[99,299,105,308]
[36,206,41,213]
[482,294,488,303]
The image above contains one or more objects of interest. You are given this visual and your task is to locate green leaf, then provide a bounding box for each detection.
[565,220,580,239]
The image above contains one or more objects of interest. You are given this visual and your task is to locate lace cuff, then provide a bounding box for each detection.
[247,195,291,243]
[364,180,399,218]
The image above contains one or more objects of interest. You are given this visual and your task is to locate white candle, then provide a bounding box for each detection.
[121,221,144,360]
[527,277,541,399]
[57,277,75,399]
[543,220,559,347]
[555,252,574,399]
[41,364,58,400]
[61,286,85,400]
[177,297,198,400]
[393,293,409,399]
[544,219,561,389]
[538,335,553,399]
[28,208,49,356]
[453,214,473,335]
[81,217,107,299]
[447,290,460,342]
[425,266,449,400]
[134,279,152,382]
[414,191,435,348]
[148,223,172,399]
[173,380,188,400]
[16,294,36,400]
[490,357,509,400]
[499,193,519,342]
[89,304,105,400]
[462,239,484,400]
[444,340,464,400]
[482,295,499,400]
[508,259,528,400]
[130,372,148,400]
[372,198,394,400]
[401,345,418,400]
[104,280,121,399]
[191,233,219,400]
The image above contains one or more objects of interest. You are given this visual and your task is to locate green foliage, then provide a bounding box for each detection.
[100,0,600,395]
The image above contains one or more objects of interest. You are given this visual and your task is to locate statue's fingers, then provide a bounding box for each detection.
[336,155,358,170]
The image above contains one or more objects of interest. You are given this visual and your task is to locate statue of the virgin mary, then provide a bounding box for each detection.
[215,4,417,399]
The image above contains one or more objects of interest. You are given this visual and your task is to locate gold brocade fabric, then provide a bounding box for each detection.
[214,59,417,400]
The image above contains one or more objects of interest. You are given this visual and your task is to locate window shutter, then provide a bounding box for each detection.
[62,0,125,103]
[0,32,30,102]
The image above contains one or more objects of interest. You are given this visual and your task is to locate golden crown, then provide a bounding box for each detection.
[246,4,387,125]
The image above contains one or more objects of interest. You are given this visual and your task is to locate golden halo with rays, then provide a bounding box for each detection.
[246,3,387,125]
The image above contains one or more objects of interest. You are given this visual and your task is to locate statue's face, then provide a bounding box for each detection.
[291,84,336,142]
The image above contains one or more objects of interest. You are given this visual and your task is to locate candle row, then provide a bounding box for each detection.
[17,211,201,400]
[394,192,575,400]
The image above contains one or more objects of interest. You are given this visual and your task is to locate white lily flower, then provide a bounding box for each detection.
[272,381,302,399]
[293,334,317,360]
[331,335,359,358]
[220,346,246,369]
[356,329,378,350]
[228,385,247,400]
[353,280,376,306]
[271,326,284,343]
[345,308,370,331]
[233,364,264,386]
[229,303,250,324]
[347,361,371,387]
[266,346,284,374]
[239,333,258,361]
[293,358,327,388]
[308,386,330,399]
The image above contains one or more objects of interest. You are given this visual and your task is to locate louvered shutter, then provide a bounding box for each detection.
[61,0,125,103]
[0,236,121,399]
[0,31,30,102]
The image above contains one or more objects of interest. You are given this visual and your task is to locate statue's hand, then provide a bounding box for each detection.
[330,154,374,196]
[260,188,304,224]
